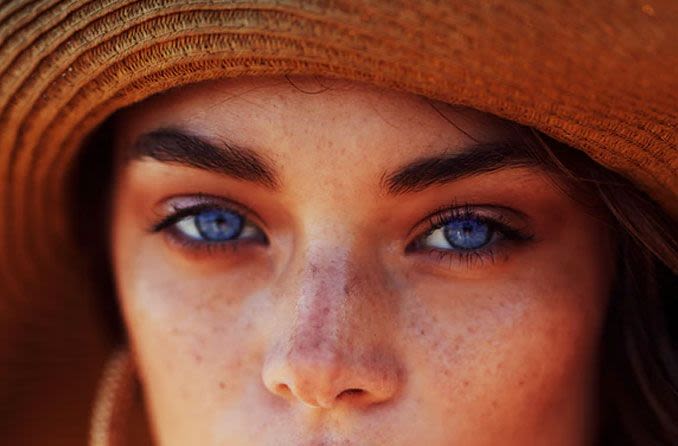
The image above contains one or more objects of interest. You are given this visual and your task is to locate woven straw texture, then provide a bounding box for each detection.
[0,0,676,444]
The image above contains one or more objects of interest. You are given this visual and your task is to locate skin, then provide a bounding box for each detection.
[110,77,615,445]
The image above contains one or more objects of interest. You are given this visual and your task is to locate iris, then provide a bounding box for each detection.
[443,218,491,250]
[194,209,243,241]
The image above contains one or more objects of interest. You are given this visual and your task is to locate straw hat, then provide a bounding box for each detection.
[0,0,675,444]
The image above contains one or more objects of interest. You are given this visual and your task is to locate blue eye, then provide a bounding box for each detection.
[421,216,496,251]
[409,207,534,269]
[191,209,242,241]
[170,208,262,243]
[443,218,491,250]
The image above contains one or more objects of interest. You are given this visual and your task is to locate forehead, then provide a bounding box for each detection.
[115,76,512,150]
[113,77,517,197]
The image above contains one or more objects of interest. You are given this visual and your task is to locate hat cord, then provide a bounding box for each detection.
[89,348,135,446]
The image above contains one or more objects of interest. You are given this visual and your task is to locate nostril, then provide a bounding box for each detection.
[276,383,292,397]
[337,388,364,399]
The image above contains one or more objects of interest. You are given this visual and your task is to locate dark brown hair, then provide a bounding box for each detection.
[512,127,678,445]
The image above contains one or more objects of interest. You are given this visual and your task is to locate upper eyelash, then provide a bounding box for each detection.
[427,209,531,241]
[149,203,226,234]
[150,203,268,253]
[148,192,266,234]
[408,204,534,253]
[151,200,532,267]
[148,191,265,235]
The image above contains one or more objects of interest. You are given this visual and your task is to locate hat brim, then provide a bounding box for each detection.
[0,1,676,443]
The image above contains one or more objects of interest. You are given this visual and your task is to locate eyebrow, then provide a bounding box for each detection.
[128,128,280,189]
[382,142,539,195]
[129,129,537,194]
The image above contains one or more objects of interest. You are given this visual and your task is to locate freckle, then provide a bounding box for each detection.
[419,328,425,335]
[463,380,469,388]
[343,283,351,296]
[243,318,254,331]
[518,379,525,387]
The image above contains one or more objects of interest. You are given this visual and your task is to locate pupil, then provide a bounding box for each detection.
[443,218,490,250]
[195,210,243,241]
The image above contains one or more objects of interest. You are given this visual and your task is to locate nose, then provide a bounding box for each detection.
[263,341,400,409]
[261,253,401,410]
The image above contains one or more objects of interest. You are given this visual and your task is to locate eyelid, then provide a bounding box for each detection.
[410,204,527,234]
[148,193,267,234]
[406,203,533,249]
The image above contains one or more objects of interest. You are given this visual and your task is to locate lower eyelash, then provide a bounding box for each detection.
[420,245,499,270]
[408,205,534,269]
[161,227,252,256]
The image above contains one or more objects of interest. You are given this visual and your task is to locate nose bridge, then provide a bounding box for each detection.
[292,247,355,355]
[283,245,364,390]
[262,243,400,409]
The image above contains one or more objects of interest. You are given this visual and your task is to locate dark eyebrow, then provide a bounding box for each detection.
[382,142,539,195]
[128,128,279,189]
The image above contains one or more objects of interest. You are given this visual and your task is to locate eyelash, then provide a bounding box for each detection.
[151,200,534,269]
[407,204,534,269]
[150,202,266,254]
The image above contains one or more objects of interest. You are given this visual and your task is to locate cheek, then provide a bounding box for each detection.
[404,291,603,441]
[112,235,270,441]
[403,235,612,439]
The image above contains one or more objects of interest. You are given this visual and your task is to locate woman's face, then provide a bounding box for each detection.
[110,77,614,445]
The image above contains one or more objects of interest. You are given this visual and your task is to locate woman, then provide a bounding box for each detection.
[0,1,675,445]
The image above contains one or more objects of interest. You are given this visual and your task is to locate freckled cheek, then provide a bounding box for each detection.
[116,254,268,427]
[405,280,604,437]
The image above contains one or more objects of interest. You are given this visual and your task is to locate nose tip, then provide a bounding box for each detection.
[262,349,399,410]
